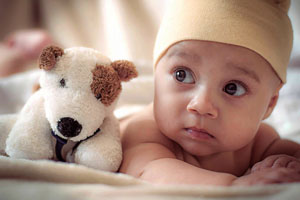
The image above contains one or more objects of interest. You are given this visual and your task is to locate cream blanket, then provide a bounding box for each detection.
[1,155,300,200]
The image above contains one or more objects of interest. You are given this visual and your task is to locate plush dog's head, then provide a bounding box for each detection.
[38,46,137,141]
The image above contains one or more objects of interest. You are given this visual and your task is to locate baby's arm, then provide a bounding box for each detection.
[120,142,236,185]
[233,167,300,186]
[120,108,237,186]
[251,123,300,172]
[232,124,300,186]
[251,140,300,172]
[121,142,300,186]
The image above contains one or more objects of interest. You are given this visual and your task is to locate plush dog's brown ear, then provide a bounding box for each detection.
[111,60,138,82]
[38,45,64,70]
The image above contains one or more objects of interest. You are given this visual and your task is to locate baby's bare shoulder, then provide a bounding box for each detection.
[119,104,176,176]
[120,104,174,151]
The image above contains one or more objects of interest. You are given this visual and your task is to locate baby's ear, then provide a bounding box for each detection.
[111,60,138,82]
[38,45,64,70]
[262,84,282,120]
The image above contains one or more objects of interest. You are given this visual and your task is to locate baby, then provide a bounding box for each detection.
[119,0,300,186]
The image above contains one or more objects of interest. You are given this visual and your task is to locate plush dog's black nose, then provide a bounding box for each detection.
[57,117,82,137]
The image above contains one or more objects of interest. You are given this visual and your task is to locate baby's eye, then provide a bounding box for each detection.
[173,68,195,84]
[223,82,246,96]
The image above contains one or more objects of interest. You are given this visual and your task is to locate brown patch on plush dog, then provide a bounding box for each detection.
[39,45,64,70]
[91,61,138,106]
[91,65,122,106]
[111,60,138,81]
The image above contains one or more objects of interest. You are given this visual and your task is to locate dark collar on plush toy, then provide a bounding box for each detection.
[51,128,100,162]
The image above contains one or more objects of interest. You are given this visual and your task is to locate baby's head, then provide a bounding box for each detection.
[152,0,293,156]
[154,0,293,82]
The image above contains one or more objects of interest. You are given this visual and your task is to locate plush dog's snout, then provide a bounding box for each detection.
[57,117,82,137]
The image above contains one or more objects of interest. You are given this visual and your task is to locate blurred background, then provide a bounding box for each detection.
[0,0,299,74]
[0,0,299,141]
[0,0,168,70]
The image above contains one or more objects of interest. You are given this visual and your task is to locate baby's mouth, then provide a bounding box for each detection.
[185,127,214,140]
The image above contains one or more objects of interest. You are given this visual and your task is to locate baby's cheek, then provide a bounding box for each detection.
[221,121,258,150]
[156,111,180,135]
[154,99,183,131]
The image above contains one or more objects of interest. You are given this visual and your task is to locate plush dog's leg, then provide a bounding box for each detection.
[5,90,53,159]
[73,115,122,171]
[0,114,18,155]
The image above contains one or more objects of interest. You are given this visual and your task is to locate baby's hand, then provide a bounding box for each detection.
[0,29,53,77]
[4,29,53,60]
[251,154,300,173]
[233,167,300,186]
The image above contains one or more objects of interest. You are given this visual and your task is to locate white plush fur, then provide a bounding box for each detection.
[0,114,18,155]
[0,47,126,172]
[5,90,53,160]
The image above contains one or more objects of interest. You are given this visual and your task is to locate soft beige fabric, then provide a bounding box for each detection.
[0,155,142,185]
[0,0,37,40]
[0,0,166,66]
[1,156,300,200]
[38,0,166,63]
[153,0,293,83]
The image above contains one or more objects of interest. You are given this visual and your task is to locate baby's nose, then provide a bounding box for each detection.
[186,90,218,118]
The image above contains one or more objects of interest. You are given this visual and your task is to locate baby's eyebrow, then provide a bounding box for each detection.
[227,64,260,83]
[167,50,187,58]
[167,50,201,62]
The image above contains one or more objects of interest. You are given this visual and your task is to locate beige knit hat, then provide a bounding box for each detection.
[153,0,293,83]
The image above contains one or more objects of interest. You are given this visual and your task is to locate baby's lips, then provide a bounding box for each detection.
[186,127,215,138]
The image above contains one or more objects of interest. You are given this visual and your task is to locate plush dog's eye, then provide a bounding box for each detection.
[60,79,66,87]
[96,93,102,100]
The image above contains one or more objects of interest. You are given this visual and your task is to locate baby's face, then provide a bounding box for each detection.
[153,40,281,157]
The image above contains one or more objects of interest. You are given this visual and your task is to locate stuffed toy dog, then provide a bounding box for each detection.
[0,45,137,172]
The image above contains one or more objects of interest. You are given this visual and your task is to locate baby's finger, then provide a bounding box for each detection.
[272,157,292,168]
[251,163,261,172]
[287,160,300,171]
[251,158,275,172]
[256,168,300,185]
